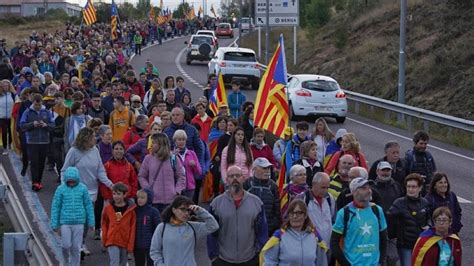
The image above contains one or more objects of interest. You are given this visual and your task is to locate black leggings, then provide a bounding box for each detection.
[0,119,11,149]
[94,193,104,230]
[134,248,153,266]
[193,179,202,204]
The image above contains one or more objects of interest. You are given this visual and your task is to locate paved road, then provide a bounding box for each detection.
[1,30,472,265]
[131,32,474,264]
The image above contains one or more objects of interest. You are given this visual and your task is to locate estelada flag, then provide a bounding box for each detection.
[208,73,228,116]
[254,34,289,138]
[82,0,97,26]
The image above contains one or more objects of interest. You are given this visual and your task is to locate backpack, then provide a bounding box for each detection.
[303,190,332,210]
[342,203,381,238]
[161,222,196,246]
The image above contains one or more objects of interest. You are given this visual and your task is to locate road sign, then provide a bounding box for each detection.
[255,0,298,14]
[255,16,299,26]
[255,0,299,27]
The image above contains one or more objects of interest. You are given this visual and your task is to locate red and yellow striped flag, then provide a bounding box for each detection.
[254,34,289,138]
[82,0,97,26]
[111,1,119,40]
[209,73,228,116]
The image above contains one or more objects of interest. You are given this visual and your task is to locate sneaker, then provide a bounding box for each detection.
[94,229,101,240]
[81,244,91,256]
[32,183,41,191]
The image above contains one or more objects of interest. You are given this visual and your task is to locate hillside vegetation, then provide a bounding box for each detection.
[242,0,474,120]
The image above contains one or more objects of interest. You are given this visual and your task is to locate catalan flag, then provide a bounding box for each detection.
[82,0,97,26]
[208,73,228,116]
[254,34,289,138]
[210,4,217,18]
[111,1,119,40]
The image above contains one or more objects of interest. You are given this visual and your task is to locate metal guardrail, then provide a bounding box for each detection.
[0,165,54,266]
[344,90,474,133]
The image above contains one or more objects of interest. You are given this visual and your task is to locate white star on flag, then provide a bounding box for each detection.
[439,251,450,263]
[360,222,372,235]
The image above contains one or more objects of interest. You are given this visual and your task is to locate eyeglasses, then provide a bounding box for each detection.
[435,218,450,224]
[177,207,191,213]
[228,174,242,179]
[289,211,305,217]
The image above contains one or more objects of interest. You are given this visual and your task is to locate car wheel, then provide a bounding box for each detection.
[336,117,346,123]
[290,102,298,121]
[186,57,191,65]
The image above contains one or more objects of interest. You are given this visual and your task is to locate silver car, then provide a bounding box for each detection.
[208,47,261,89]
[287,74,347,123]
[185,35,217,65]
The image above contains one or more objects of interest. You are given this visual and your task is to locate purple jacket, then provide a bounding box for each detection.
[138,154,186,204]
[125,137,148,164]
[175,149,202,191]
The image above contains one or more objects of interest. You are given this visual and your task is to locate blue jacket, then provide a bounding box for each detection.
[285,135,311,174]
[20,105,54,144]
[164,122,204,166]
[228,91,246,118]
[135,189,161,249]
[50,167,95,229]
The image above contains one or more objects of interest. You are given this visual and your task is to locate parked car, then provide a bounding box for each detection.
[215,23,234,38]
[184,35,217,65]
[287,74,347,123]
[241,17,254,32]
[208,47,261,89]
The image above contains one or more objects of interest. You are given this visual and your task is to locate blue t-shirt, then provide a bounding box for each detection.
[332,202,387,266]
[437,240,454,266]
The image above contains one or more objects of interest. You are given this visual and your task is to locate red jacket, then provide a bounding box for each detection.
[191,114,212,142]
[127,79,145,100]
[100,158,138,200]
[122,127,144,150]
[324,150,368,174]
[411,228,462,266]
[101,202,136,252]
[250,144,278,167]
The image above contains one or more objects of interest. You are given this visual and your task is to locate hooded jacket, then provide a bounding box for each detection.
[102,200,137,252]
[134,189,161,249]
[50,167,95,229]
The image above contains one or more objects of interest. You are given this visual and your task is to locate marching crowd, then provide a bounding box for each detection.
[0,19,464,266]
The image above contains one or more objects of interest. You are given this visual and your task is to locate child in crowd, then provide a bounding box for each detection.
[173,129,202,199]
[228,80,246,118]
[134,189,161,266]
[101,182,136,266]
[50,167,94,266]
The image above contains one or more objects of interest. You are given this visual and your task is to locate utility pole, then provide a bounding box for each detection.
[397,0,407,104]
[238,0,243,46]
[265,0,269,64]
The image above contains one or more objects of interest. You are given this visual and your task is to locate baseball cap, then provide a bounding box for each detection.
[349,177,372,193]
[131,95,141,102]
[377,161,392,170]
[284,127,294,136]
[252,157,273,168]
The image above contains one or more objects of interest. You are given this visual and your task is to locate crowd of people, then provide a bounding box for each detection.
[0,18,464,266]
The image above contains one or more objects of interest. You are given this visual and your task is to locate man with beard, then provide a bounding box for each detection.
[405,130,436,195]
[208,165,268,266]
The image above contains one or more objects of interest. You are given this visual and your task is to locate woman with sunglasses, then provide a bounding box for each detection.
[411,207,462,266]
[149,195,218,266]
[261,199,328,266]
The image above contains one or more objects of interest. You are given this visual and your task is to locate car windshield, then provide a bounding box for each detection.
[218,24,230,29]
[301,80,340,92]
[223,52,256,62]
[191,37,212,45]
[198,32,213,37]
[241,18,250,24]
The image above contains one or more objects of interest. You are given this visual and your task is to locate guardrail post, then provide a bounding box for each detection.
[3,232,29,266]
[407,116,413,132]
[0,184,6,200]
[354,102,360,115]
[423,121,430,134]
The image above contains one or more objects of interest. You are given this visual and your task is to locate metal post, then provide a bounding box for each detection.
[293,26,297,65]
[3,232,29,266]
[258,26,261,59]
[397,0,407,104]
[239,0,243,47]
[265,0,270,64]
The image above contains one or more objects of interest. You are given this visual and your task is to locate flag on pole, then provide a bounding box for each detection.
[111,1,119,40]
[210,4,217,18]
[208,73,228,116]
[254,34,289,138]
[82,0,97,26]
[149,4,155,20]
[198,5,203,17]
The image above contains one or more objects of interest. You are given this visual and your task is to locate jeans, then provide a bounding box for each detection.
[61,224,84,266]
[108,246,128,266]
[398,247,413,266]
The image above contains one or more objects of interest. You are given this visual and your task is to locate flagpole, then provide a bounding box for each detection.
[279,34,291,127]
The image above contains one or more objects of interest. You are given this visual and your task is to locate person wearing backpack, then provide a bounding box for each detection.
[137,133,186,213]
[330,177,388,266]
[150,195,218,266]
[405,130,436,195]
[243,157,281,236]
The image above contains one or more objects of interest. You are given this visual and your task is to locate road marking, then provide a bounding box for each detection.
[347,117,474,161]
[457,197,472,203]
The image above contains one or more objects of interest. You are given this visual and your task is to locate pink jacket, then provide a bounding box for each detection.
[175,149,202,191]
[138,154,186,204]
[220,145,252,183]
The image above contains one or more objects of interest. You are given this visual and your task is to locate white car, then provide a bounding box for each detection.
[287,74,347,123]
[196,30,218,46]
[208,47,261,89]
[241,17,254,32]
[184,35,217,65]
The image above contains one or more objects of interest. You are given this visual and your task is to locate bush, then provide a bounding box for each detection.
[303,0,332,28]
[45,8,69,21]
[334,23,349,49]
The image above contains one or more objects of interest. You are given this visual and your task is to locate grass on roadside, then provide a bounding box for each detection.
[0,20,65,47]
